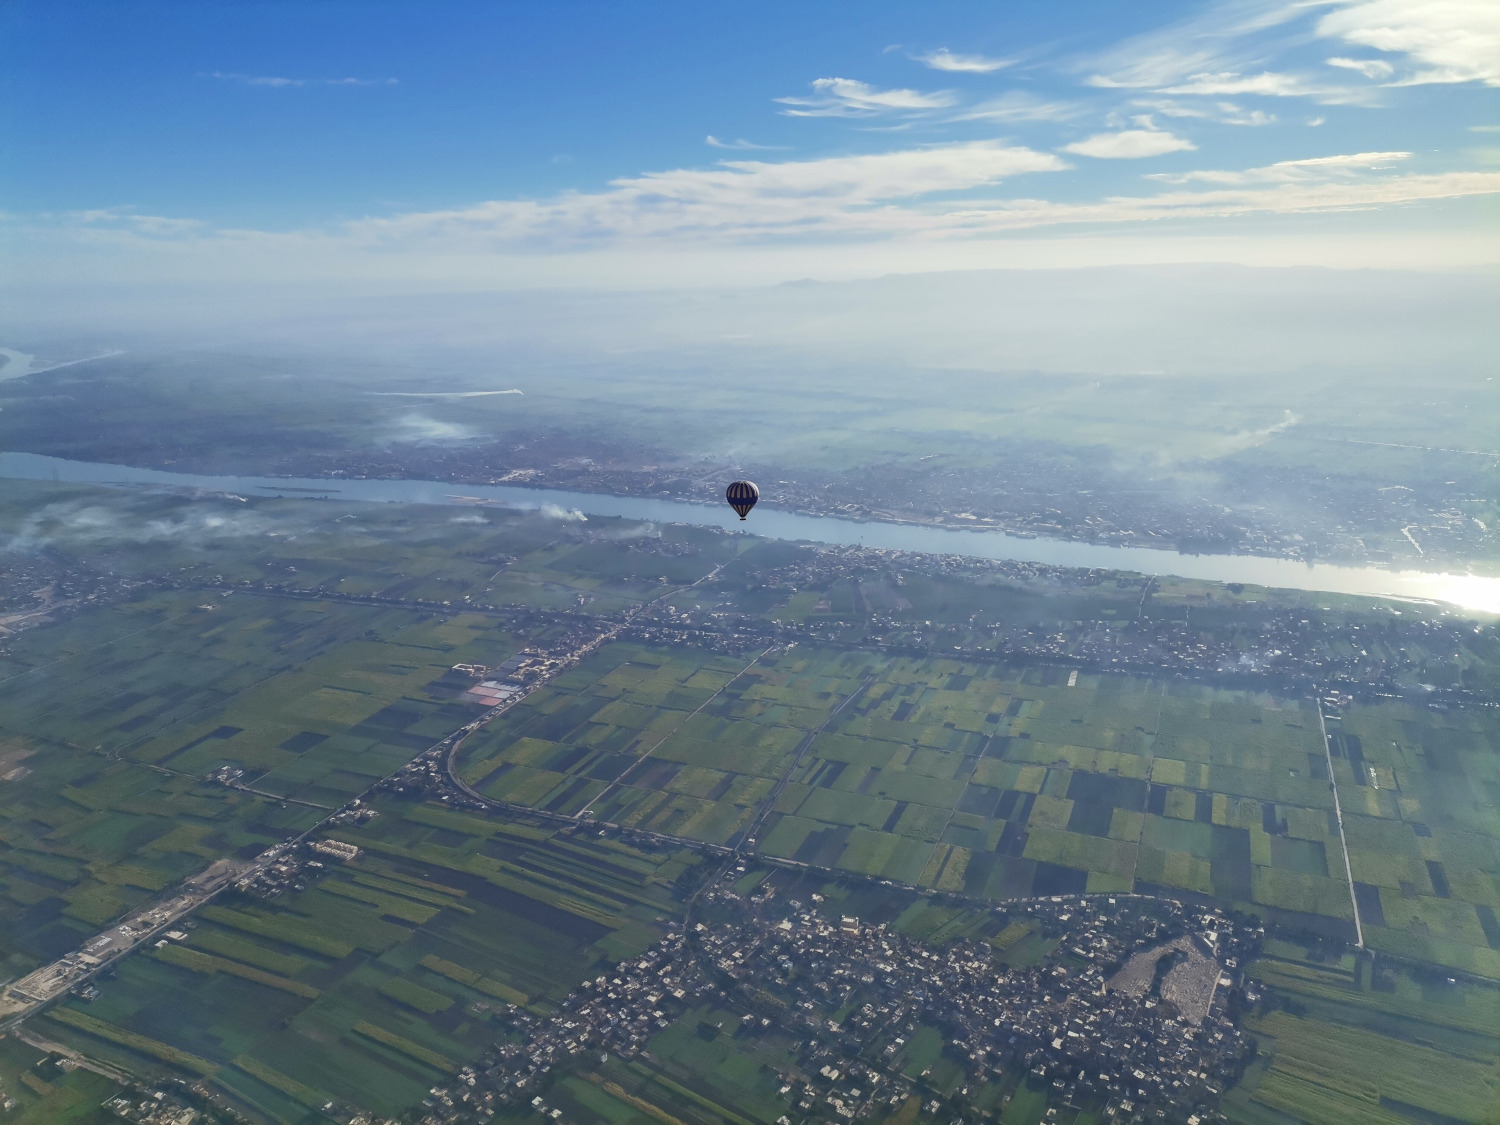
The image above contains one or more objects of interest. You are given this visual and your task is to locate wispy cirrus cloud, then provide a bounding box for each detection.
[706,136,787,151]
[1147,150,1412,185]
[935,169,1500,235]
[915,48,1013,74]
[1077,2,1372,105]
[1063,129,1196,160]
[69,206,204,235]
[775,77,956,117]
[203,71,398,88]
[341,142,1069,245]
[1079,1,1308,91]
[359,166,1498,244]
[950,91,1083,124]
[23,154,1500,270]
[1133,98,1274,126]
[1149,70,1375,104]
[1326,56,1395,80]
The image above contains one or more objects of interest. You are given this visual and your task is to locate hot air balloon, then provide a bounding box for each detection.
[725,480,759,521]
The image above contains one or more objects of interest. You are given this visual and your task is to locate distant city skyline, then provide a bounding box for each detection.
[4,0,1498,288]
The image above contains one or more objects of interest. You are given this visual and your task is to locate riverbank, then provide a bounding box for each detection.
[3,450,1497,614]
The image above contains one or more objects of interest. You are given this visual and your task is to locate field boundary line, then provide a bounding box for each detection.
[735,671,876,855]
[1125,679,1169,890]
[576,644,776,818]
[932,729,992,856]
[1317,702,1363,948]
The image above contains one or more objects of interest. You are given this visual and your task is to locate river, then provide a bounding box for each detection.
[0,348,124,382]
[2,450,1496,614]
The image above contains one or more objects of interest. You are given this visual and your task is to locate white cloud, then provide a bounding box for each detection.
[1135,98,1275,125]
[951,91,1082,123]
[14,170,1500,294]
[392,414,475,442]
[776,77,956,117]
[1083,0,1499,98]
[1131,98,1210,118]
[2,501,290,551]
[934,169,1500,234]
[916,48,1012,74]
[1152,70,1374,104]
[1326,56,1395,80]
[706,136,787,150]
[337,142,1068,247]
[1077,3,1383,104]
[35,140,1500,261]
[1470,124,1500,132]
[1221,105,1276,126]
[1147,150,1411,185]
[70,207,203,235]
[1080,2,1308,88]
[1316,0,1500,87]
[204,71,398,87]
[1062,129,1197,159]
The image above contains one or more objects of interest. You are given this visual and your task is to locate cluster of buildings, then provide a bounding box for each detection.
[0,889,207,1019]
[205,764,244,786]
[419,882,1257,1125]
[233,835,364,900]
[457,653,545,707]
[610,542,1482,705]
[627,604,770,654]
[103,1090,202,1125]
[153,525,1482,709]
[0,553,144,648]
[311,838,362,862]
[381,744,476,804]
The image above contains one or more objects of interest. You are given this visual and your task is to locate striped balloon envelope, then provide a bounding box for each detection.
[725,480,759,520]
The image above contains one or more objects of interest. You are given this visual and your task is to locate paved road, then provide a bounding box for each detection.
[1318,704,1364,949]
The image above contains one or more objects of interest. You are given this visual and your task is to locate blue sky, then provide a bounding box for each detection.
[4,0,1498,288]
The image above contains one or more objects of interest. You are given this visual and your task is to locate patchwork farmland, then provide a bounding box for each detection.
[22,802,694,1120]
[458,641,1500,979]
[0,486,1496,1124]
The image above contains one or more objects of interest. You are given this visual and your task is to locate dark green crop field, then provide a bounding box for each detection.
[1232,936,1500,1124]
[0,587,530,985]
[28,800,697,1120]
[1334,702,1500,979]
[0,1034,124,1124]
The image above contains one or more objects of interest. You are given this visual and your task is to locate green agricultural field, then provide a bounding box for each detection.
[1234,937,1500,1125]
[0,480,746,618]
[1,480,1497,1124]
[458,642,878,845]
[1332,702,1500,979]
[457,642,1471,943]
[0,585,531,982]
[28,799,699,1121]
[0,746,317,980]
[0,586,525,805]
[0,1035,125,1124]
